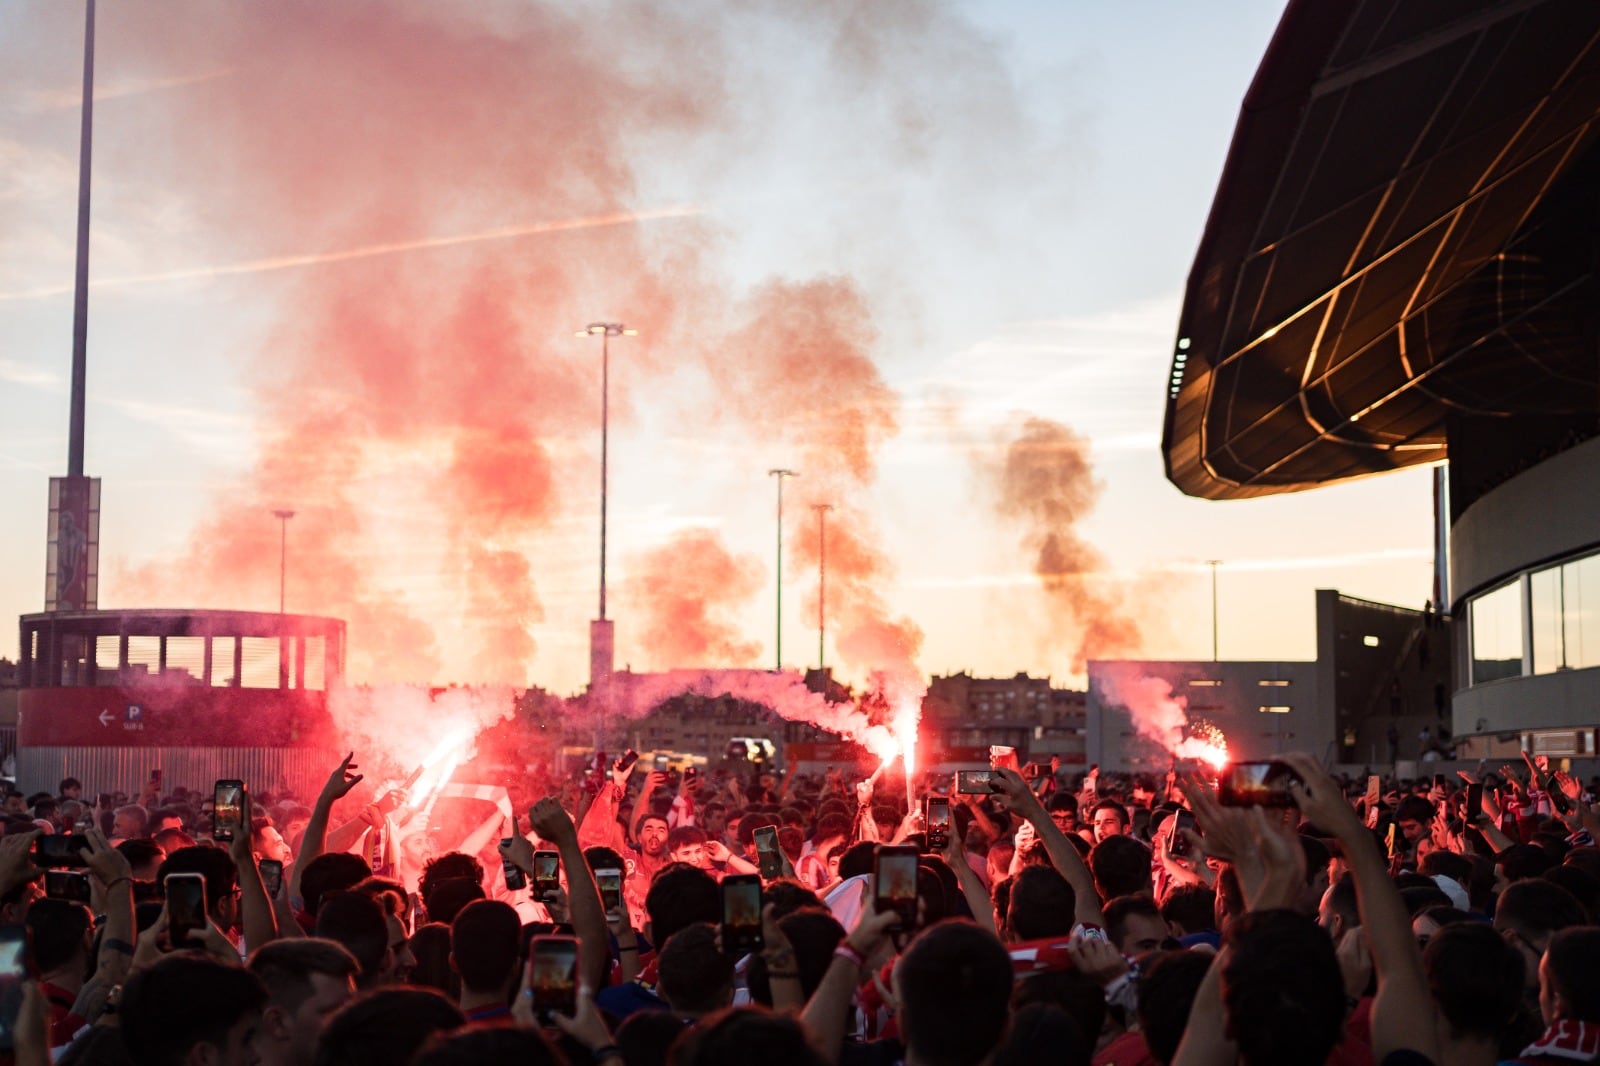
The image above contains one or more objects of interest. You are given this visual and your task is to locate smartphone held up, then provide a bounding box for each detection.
[1218,761,1299,808]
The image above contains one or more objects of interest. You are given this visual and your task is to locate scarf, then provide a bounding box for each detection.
[1521,1020,1600,1061]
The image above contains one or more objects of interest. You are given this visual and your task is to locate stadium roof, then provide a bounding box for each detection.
[1164,0,1600,500]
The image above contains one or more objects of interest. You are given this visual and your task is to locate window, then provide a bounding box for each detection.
[1258,679,1291,687]
[1471,581,1523,684]
[1188,679,1223,687]
[1258,706,1291,714]
[1362,635,1381,647]
[1531,553,1600,674]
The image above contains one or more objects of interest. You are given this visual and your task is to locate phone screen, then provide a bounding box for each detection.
[0,925,25,1052]
[529,935,579,1022]
[1169,810,1196,857]
[753,826,782,880]
[500,839,527,891]
[166,873,208,948]
[35,835,89,869]
[1365,775,1381,807]
[45,871,91,903]
[213,780,244,843]
[259,859,284,898]
[534,851,561,899]
[873,846,919,931]
[925,798,950,849]
[956,770,994,795]
[595,868,623,921]
[721,874,764,955]
[1219,762,1297,808]
[616,750,639,774]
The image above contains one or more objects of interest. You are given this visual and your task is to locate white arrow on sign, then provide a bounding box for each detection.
[98,709,114,727]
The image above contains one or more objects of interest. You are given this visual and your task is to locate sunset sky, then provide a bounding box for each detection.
[0,0,1438,696]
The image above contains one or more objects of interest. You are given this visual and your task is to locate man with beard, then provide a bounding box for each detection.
[581,756,673,918]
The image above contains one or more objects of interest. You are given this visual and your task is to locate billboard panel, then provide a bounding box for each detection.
[45,476,99,611]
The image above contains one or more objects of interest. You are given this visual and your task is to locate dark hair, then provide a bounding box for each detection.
[1419,849,1473,887]
[747,909,844,1006]
[1089,835,1151,900]
[584,845,627,879]
[116,838,165,873]
[1399,884,1451,915]
[667,825,709,853]
[667,1005,825,1066]
[993,1002,1088,1066]
[619,1008,693,1066]
[1010,966,1105,1045]
[406,922,459,1001]
[1103,894,1164,954]
[1138,950,1212,1064]
[121,953,268,1066]
[734,814,766,847]
[301,853,373,918]
[419,852,484,902]
[248,938,360,1011]
[27,898,92,973]
[1395,796,1436,826]
[450,899,521,994]
[312,987,465,1066]
[762,878,820,921]
[836,841,876,881]
[1495,879,1587,943]
[1496,843,1554,882]
[646,865,720,945]
[1007,865,1076,941]
[156,846,239,920]
[423,877,486,926]
[315,891,390,984]
[1541,865,1600,921]
[897,921,1014,1066]
[1046,792,1079,815]
[409,1026,565,1066]
[1161,884,1216,936]
[1422,922,1524,1042]
[59,778,82,794]
[352,876,407,918]
[1544,927,1600,1022]
[1221,909,1344,1066]
[657,922,734,1016]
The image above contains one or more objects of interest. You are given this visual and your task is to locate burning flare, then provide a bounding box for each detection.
[1176,720,1229,770]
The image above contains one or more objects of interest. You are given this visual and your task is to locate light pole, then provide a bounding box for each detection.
[768,469,798,670]
[273,510,295,613]
[812,503,832,673]
[576,323,634,751]
[1206,560,1222,661]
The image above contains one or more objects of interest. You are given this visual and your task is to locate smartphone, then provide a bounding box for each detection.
[533,851,561,901]
[1433,773,1446,789]
[1385,823,1398,859]
[988,746,1019,772]
[1219,762,1298,808]
[595,868,624,922]
[0,925,26,1052]
[955,770,995,795]
[653,755,669,772]
[45,871,92,903]
[501,839,527,891]
[720,874,764,955]
[1169,810,1197,857]
[528,935,579,1024]
[259,859,284,898]
[924,797,950,850]
[753,825,782,880]
[1466,783,1484,823]
[873,845,919,931]
[616,749,639,774]
[213,780,244,843]
[1365,775,1381,807]
[166,872,208,948]
[35,835,89,869]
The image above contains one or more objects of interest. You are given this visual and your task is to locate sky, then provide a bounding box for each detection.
[0,0,1439,697]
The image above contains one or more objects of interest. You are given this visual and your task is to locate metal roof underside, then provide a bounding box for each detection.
[1164,0,1600,500]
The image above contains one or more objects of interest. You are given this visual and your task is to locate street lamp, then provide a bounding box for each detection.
[576,323,635,750]
[1206,560,1222,661]
[768,469,798,670]
[272,510,296,613]
[812,503,832,673]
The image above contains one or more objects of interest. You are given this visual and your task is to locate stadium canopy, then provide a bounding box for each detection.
[1164,0,1600,501]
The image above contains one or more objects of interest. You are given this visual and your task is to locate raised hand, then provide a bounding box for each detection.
[530,796,578,847]
[319,753,363,804]
[80,826,132,888]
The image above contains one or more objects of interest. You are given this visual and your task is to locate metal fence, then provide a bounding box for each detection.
[15,745,334,803]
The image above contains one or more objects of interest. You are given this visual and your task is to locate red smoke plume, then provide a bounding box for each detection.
[621,529,763,669]
[995,417,1140,670]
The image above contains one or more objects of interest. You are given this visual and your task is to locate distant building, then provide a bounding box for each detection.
[921,672,1087,766]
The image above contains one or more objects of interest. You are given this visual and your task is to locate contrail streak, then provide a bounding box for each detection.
[0,203,702,302]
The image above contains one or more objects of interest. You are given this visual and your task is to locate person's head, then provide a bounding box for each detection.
[121,952,268,1066]
[1395,796,1436,844]
[667,1005,825,1066]
[1089,800,1127,842]
[637,813,671,857]
[1317,872,1359,940]
[1138,950,1214,1065]
[747,909,843,1005]
[312,987,466,1066]
[656,922,734,1017]
[405,923,459,1001]
[1411,905,1474,950]
[1103,894,1167,956]
[422,877,485,927]
[1220,908,1344,1066]
[1541,865,1600,921]
[1004,864,1076,942]
[700,802,729,838]
[117,838,165,882]
[1161,884,1217,938]
[1045,791,1078,833]
[1540,926,1600,1027]
[114,804,150,841]
[418,852,483,904]
[409,1027,565,1066]
[667,826,710,869]
[1421,921,1525,1046]
[158,845,241,930]
[645,864,721,946]
[1496,843,1554,883]
[1494,879,1587,993]
[811,812,851,849]
[618,1008,694,1066]
[26,898,93,979]
[148,807,185,836]
[59,777,82,801]
[761,879,821,921]
[249,938,361,1066]
[1089,835,1152,900]
[300,853,373,920]
[835,840,876,882]
[449,899,520,997]
[315,891,392,988]
[895,920,1014,1066]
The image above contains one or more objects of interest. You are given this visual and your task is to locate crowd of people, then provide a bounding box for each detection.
[0,745,1597,1066]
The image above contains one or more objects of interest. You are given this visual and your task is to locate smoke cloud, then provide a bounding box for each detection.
[620,529,764,669]
[1093,662,1229,765]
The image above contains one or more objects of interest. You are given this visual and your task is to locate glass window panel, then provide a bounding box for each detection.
[1567,554,1600,670]
[125,636,161,684]
[1531,566,1563,674]
[238,637,281,689]
[164,636,207,683]
[303,636,326,691]
[1471,582,1523,684]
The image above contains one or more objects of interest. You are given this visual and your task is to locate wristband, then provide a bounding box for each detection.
[103,937,135,956]
[833,944,865,969]
[617,944,638,953]
[103,877,131,891]
[591,1045,622,1062]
